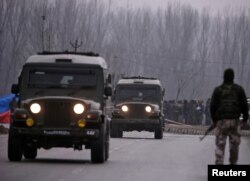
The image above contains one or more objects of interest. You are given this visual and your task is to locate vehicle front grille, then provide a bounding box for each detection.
[44,100,71,128]
[124,104,149,119]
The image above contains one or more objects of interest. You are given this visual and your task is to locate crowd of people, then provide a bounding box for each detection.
[163,99,212,125]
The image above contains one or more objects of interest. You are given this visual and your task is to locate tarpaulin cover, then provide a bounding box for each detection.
[0,94,15,124]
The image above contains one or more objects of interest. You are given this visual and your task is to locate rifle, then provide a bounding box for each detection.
[199,123,216,141]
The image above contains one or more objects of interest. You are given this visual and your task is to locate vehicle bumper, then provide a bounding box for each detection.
[111,118,159,124]
[12,127,100,139]
[111,118,160,132]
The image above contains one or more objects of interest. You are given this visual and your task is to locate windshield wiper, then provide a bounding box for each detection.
[47,85,69,88]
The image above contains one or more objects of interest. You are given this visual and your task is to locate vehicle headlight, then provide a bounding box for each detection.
[145,106,152,113]
[121,105,129,112]
[73,103,85,114]
[30,103,41,114]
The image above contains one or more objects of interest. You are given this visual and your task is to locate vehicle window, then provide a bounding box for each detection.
[117,86,159,102]
[28,69,97,88]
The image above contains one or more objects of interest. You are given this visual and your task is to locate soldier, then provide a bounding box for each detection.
[210,68,249,165]
[183,100,188,124]
[189,100,196,125]
[195,100,204,125]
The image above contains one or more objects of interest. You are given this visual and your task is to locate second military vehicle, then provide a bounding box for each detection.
[110,76,165,139]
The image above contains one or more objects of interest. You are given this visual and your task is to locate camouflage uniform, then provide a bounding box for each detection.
[210,68,248,165]
[215,119,241,165]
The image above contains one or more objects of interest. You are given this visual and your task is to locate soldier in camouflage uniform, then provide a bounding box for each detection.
[210,68,249,165]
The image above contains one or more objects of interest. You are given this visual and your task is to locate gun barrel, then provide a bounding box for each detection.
[199,124,216,141]
[199,135,206,141]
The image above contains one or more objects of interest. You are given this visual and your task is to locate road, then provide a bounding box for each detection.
[0,132,250,181]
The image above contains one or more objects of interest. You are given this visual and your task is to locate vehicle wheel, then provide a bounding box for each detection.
[110,124,122,138]
[24,145,37,159]
[117,129,123,138]
[8,129,23,161]
[105,122,110,161]
[110,124,117,138]
[91,125,105,163]
[105,138,109,161]
[154,122,163,139]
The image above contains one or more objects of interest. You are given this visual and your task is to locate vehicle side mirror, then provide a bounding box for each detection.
[11,84,19,94]
[105,86,112,97]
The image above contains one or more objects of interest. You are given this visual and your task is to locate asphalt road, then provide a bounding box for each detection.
[1,132,250,181]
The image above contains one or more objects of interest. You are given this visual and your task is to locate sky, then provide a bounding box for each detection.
[112,0,250,13]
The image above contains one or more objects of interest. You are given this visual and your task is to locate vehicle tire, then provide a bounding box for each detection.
[91,125,105,163]
[105,138,109,161]
[111,128,123,138]
[24,145,37,159]
[154,121,163,139]
[117,129,123,138]
[105,121,110,161]
[8,129,23,161]
[110,124,117,138]
[110,124,121,138]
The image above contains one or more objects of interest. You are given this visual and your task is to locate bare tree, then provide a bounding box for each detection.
[1,0,250,99]
[191,9,212,98]
[1,0,33,94]
[0,0,10,59]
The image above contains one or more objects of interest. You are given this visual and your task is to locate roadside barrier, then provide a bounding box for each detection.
[164,119,250,137]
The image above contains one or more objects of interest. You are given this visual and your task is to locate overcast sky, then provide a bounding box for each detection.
[112,0,250,13]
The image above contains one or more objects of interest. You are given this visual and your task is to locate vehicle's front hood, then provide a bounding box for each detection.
[22,96,101,110]
[115,101,159,110]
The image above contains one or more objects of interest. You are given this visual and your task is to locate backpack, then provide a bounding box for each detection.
[217,84,241,119]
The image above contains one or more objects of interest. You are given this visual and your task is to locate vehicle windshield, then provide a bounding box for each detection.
[28,68,96,88]
[115,85,160,103]
[20,66,103,101]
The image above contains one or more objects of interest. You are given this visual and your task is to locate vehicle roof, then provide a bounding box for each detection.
[25,54,107,69]
[117,78,162,86]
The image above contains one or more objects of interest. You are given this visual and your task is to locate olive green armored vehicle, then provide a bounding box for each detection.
[111,76,165,139]
[9,52,112,163]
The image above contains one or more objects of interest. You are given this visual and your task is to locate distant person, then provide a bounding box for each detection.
[183,100,188,124]
[195,100,204,125]
[210,68,249,165]
[205,98,212,125]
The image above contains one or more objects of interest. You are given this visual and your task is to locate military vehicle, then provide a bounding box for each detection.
[110,76,165,139]
[8,52,112,163]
